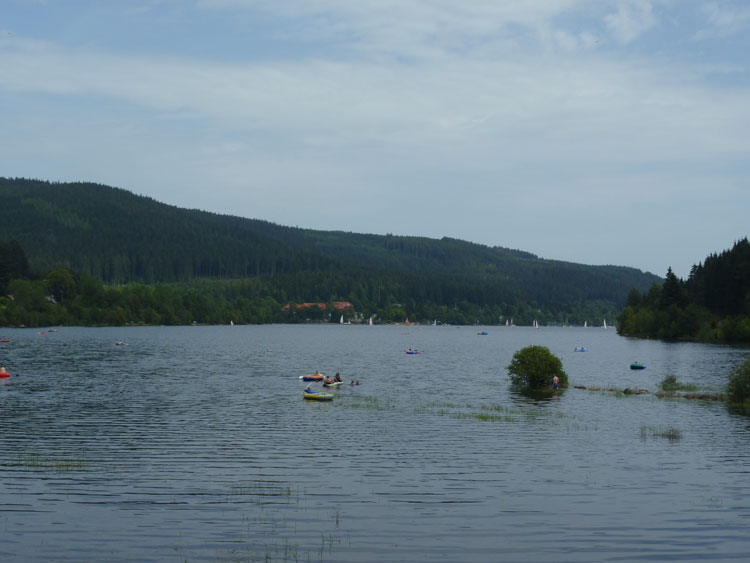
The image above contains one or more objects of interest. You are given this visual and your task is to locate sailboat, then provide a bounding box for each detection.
[340,314,344,324]
[584,321,588,328]
[369,316,373,326]
[405,317,411,326]
[533,320,539,329]
[433,319,437,326]
[603,319,608,330]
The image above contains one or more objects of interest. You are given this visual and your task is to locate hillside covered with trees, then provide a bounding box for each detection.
[0,177,660,327]
[617,238,750,342]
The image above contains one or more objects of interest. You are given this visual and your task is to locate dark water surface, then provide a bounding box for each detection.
[1,325,749,562]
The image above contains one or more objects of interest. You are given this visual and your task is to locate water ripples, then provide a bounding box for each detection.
[1,325,749,561]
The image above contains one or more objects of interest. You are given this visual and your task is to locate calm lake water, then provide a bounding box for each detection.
[1,325,749,562]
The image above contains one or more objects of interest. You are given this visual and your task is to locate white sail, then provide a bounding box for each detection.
[603,319,608,330]
[369,316,373,326]
[340,314,344,324]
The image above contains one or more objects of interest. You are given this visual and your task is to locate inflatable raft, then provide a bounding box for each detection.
[304,391,333,401]
[302,374,324,382]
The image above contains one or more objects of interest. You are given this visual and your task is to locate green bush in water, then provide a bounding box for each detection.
[660,374,698,392]
[507,345,568,389]
[727,356,750,405]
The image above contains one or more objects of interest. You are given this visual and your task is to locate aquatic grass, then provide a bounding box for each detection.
[454,412,517,423]
[660,375,699,392]
[347,395,395,411]
[218,483,345,562]
[578,386,648,397]
[14,453,88,472]
[422,401,461,410]
[231,480,299,504]
[413,401,574,424]
[654,391,725,401]
[640,425,683,441]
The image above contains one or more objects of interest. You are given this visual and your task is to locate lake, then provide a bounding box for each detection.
[1,325,749,562]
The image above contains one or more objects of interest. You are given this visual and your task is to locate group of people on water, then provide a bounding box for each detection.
[323,372,343,385]
[305,371,359,392]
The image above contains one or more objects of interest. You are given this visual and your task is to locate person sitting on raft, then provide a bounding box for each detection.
[323,375,334,385]
[334,372,342,383]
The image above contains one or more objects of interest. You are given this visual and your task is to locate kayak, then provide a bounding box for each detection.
[304,391,333,401]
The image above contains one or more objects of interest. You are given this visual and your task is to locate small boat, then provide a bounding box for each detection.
[302,373,324,381]
[575,347,586,352]
[304,391,334,401]
[477,330,488,335]
[406,349,420,355]
[0,337,11,343]
[323,381,343,387]
[630,362,646,370]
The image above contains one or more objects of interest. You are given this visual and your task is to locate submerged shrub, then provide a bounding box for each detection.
[507,345,568,389]
[727,357,750,405]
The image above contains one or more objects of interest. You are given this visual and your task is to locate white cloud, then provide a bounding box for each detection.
[696,1,750,39]
[604,0,657,44]
[1,0,748,275]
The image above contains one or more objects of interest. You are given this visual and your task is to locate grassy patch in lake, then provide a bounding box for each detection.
[346,395,396,411]
[414,401,571,424]
[660,375,699,392]
[217,482,345,563]
[13,453,88,472]
[231,480,300,504]
[640,424,683,441]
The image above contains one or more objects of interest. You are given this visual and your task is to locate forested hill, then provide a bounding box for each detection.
[1,177,660,323]
[618,238,750,342]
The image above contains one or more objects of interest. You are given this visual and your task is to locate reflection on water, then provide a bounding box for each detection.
[1,325,749,562]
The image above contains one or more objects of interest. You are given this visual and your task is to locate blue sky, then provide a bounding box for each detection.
[2,0,749,278]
